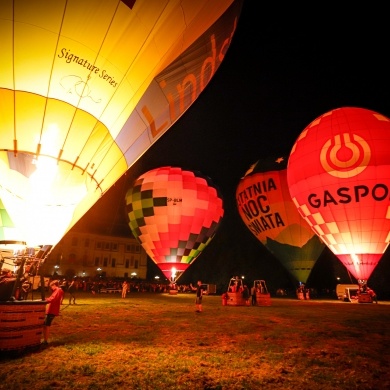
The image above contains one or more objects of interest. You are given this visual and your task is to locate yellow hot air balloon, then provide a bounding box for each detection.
[0,0,242,247]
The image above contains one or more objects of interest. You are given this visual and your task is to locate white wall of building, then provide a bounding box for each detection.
[45,232,147,280]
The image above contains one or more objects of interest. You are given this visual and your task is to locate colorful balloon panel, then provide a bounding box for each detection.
[125,167,224,281]
[236,157,324,284]
[287,107,390,283]
[0,0,241,247]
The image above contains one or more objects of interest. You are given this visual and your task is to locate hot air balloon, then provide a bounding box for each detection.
[287,107,390,287]
[125,166,224,282]
[236,156,325,285]
[0,0,242,248]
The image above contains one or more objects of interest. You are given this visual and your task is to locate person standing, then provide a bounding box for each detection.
[68,279,76,305]
[191,280,203,312]
[251,284,257,306]
[367,287,378,303]
[242,284,250,305]
[90,281,98,295]
[42,280,64,346]
[122,280,128,298]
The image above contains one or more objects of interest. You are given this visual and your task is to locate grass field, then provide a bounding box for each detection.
[1,292,389,390]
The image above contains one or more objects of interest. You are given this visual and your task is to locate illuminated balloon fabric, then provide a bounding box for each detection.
[287,107,390,283]
[125,167,224,280]
[0,0,242,247]
[0,198,28,260]
[0,198,21,243]
[236,157,324,284]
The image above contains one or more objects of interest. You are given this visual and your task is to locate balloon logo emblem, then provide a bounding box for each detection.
[320,133,371,177]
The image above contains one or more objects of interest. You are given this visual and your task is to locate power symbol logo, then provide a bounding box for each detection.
[320,133,371,178]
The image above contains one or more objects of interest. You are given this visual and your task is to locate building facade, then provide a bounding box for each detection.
[45,231,147,280]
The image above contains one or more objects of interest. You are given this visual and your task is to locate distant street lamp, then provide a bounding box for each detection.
[154,276,160,280]
[131,272,137,279]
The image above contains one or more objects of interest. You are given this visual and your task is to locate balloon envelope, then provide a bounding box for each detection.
[287,107,390,284]
[0,198,20,243]
[0,0,241,247]
[236,156,325,284]
[125,166,224,281]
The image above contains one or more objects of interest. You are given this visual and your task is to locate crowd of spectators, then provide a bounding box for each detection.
[56,277,195,295]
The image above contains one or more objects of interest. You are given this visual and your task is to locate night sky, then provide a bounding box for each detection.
[74,2,390,295]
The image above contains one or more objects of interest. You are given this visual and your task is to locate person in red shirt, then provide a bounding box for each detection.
[367,287,378,304]
[42,280,64,345]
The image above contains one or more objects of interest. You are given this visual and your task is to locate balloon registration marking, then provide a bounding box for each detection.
[320,133,371,178]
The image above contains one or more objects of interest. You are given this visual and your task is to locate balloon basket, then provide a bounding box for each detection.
[226,292,246,306]
[169,290,178,295]
[0,301,46,351]
[297,292,310,300]
[255,293,271,306]
[358,293,373,304]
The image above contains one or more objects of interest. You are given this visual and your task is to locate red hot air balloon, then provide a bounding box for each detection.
[236,156,324,285]
[287,107,390,286]
[125,167,224,282]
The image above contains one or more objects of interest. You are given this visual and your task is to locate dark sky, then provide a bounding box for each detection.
[74,2,390,292]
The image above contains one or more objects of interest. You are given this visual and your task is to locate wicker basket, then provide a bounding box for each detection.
[226,292,246,306]
[0,301,46,351]
[255,293,271,306]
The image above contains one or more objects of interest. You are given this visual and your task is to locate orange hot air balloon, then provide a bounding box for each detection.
[125,167,224,282]
[236,156,325,284]
[0,0,242,248]
[287,107,390,286]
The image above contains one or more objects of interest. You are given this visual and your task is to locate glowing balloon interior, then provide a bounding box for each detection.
[125,167,224,281]
[236,156,324,284]
[0,0,241,247]
[0,197,27,259]
[287,107,390,285]
[0,198,20,243]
